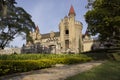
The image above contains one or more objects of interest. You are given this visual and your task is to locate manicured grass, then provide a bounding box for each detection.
[112,53,120,61]
[66,61,120,80]
[83,48,120,60]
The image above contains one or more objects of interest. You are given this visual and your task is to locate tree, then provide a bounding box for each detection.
[85,0,120,47]
[0,0,35,49]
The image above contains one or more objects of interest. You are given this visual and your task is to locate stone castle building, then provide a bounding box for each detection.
[22,5,100,53]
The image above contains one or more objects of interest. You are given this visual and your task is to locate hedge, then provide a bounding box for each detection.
[0,54,89,60]
[0,57,92,76]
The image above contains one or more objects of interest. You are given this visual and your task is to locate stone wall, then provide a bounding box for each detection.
[0,48,21,55]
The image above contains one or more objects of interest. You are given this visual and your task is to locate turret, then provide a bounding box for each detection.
[35,25,40,34]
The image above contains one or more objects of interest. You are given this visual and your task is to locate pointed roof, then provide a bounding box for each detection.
[36,25,39,32]
[68,5,76,16]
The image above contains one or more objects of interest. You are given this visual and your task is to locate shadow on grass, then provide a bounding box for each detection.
[82,48,120,61]
[66,61,120,80]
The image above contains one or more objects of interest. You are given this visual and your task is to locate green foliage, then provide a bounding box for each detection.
[83,48,120,60]
[85,0,120,45]
[66,61,120,80]
[0,54,92,76]
[0,0,35,49]
[0,54,89,60]
[0,59,54,75]
[52,57,92,64]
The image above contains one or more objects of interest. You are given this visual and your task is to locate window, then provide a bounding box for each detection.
[65,40,69,49]
[65,30,69,35]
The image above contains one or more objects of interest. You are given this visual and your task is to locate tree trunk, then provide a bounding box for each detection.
[0,46,4,49]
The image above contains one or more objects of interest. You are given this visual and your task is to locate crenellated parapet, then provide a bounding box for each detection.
[61,18,82,26]
[22,5,97,54]
[75,21,82,26]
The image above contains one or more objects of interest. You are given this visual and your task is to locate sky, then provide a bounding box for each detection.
[10,0,89,48]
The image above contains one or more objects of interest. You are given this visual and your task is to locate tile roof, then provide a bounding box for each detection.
[41,32,60,39]
[68,5,76,16]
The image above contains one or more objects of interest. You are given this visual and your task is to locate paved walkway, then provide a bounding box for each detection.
[0,61,103,80]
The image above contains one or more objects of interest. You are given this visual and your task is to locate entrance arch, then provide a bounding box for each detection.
[49,45,56,53]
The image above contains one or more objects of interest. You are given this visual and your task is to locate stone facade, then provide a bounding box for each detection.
[0,48,21,55]
[22,5,100,53]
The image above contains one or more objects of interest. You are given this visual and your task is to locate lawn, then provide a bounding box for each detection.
[0,48,119,76]
[66,61,120,80]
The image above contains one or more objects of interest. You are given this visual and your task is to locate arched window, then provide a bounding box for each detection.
[65,30,69,35]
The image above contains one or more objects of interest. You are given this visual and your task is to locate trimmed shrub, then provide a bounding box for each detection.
[0,54,90,60]
[0,59,54,76]
[0,54,93,76]
[0,56,92,76]
[52,57,92,64]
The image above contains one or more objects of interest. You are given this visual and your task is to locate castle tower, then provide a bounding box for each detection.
[59,5,83,53]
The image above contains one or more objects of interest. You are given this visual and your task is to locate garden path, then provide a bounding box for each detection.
[0,61,103,80]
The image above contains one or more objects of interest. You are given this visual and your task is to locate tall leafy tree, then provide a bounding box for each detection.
[85,0,120,47]
[0,0,35,49]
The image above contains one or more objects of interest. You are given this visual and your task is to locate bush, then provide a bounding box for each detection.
[52,57,92,64]
[0,54,88,60]
[0,59,54,76]
[0,55,92,76]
